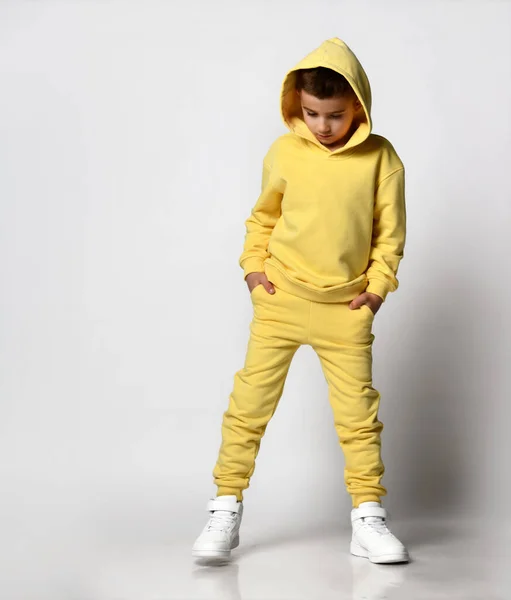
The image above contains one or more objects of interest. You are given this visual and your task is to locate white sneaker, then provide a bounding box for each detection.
[350,502,409,564]
[192,495,243,560]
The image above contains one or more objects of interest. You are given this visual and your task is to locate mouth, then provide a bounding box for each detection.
[317,133,332,140]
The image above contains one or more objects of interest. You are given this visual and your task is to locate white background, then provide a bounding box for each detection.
[0,1,510,597]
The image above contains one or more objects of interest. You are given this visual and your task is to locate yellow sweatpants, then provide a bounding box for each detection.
[213,283,386,508]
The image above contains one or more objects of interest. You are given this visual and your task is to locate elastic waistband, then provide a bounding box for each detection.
[264,260,368,304]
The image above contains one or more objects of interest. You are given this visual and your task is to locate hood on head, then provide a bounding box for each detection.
[281,38,372,152]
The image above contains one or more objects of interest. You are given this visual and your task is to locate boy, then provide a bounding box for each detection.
[192,37,408,564]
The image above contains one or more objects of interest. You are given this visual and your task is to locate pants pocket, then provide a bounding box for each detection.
[250,284,264,301]
[360,304,375,319]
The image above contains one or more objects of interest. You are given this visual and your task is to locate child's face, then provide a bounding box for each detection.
[297,90,362,149]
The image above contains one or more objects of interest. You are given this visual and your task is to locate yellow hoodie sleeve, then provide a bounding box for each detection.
[365,168,407,301]
[239,157,283,279]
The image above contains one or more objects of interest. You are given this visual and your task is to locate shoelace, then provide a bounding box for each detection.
[207,510,236,533]
[361,512,393,535]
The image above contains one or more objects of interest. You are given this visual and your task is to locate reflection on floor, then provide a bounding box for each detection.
[186,519,506,600]
[2,517,509,599]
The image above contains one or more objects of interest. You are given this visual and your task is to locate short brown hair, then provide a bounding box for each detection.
[295,67,355,99]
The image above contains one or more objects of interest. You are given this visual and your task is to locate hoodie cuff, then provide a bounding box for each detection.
[366,279,390,301]
[241,257,266,279]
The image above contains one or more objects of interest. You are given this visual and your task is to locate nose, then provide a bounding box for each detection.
[318,118,330,134]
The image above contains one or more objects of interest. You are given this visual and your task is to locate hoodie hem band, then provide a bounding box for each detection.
[265,259,368,303]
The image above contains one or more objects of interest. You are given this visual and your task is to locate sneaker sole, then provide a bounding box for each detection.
[192,535,240,560]
[350,541,409,564]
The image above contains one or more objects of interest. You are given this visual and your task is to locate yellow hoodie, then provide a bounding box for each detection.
[239,38,406,303]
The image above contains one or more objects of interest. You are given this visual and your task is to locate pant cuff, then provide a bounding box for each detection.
[217,487,243,502]
[352,494,381,508]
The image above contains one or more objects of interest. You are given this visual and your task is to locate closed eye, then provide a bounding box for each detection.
[305,111,344,119]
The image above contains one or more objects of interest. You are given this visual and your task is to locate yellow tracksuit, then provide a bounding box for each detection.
[213,38,406,507]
